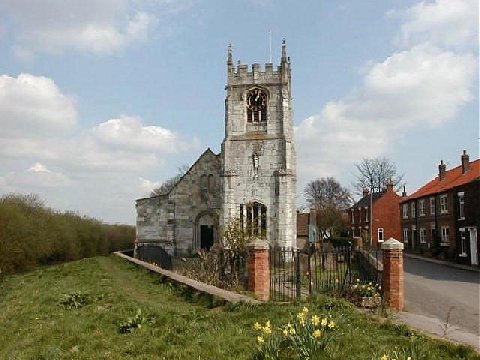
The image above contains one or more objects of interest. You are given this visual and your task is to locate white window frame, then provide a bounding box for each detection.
[440,194,448,214]
[440,226,449,246]
[411,201,416,218]
[402,204,408,219]
[403,228,409,243]
[458,192,465,220]
[430,197,435,216]
[419,228,427,244]
[419,199,426,216]
[378,228,384,242]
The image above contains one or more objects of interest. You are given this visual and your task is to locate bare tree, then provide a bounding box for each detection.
[150,164,190,196]
[304,177,353,211]
[353,157,404,195]
[304,177,352,240]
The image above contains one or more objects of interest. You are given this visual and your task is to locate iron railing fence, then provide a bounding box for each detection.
[270,244,383,301]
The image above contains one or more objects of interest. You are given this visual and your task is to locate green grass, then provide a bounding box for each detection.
[0,256,478,360]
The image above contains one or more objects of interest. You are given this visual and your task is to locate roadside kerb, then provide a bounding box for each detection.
[404,253,480,273]
[114,252,260,304]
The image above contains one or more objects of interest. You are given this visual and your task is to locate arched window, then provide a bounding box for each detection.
[246,88,267,123]
[240,202,267,238]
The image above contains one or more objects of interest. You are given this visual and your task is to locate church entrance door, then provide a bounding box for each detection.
[200,225,214,250]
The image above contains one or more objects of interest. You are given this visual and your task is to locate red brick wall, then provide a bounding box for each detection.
[372,190,402,247]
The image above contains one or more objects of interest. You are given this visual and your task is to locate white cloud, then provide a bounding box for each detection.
[1,0,158,56]
[139,177,160,195]
[0,74,77,136]
[295,0,477,187]
[393,0,478,49]
[5,163,72,188]
[92,116,181,152]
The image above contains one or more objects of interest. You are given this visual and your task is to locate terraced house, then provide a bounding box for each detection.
[400,151,479,266]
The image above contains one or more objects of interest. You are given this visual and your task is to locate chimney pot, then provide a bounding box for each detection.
[461,150,470,174]
[438,160,447,181]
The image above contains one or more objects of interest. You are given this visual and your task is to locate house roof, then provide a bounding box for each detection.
[350,192,384,209]
[297,213,309,237]
[401,159,480,203]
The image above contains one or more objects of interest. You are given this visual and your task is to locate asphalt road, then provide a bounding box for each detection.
[404,257,480,335]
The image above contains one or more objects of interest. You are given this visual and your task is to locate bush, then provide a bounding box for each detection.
[0,193,135,274]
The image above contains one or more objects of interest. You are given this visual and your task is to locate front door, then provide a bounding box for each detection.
[469,228,478,266]
[200,225,214,251]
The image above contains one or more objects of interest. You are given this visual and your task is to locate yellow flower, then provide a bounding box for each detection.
[263,326,272,334]
[257,336,264,344]
[380,355,389,360]
[311,315,320,326]
[356,278,360,282]
[289,327,296,335]
[302,306,309,314]
[368,282,372,286]
[321,318,328,327]
[297,312,306,322]
[299,318,305,326]
[265,320,271,328]
[312,329,322,338]
[282,328,289,337]
[407,358,411,360]
[328,321,335,329]
[254,322,262,330]
[287,322,293,329]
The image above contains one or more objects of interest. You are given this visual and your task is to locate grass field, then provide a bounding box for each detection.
[0,256,478,359]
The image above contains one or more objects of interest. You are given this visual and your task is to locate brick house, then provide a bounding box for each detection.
[400,151,479,266]
[348,181,402,248]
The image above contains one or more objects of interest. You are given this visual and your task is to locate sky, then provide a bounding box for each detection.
[0,0,478,224]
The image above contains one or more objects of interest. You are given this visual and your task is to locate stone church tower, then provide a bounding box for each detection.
[221,41,297,248]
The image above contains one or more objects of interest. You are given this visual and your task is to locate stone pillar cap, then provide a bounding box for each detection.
[246,238,270,250]
[381,238,404,250]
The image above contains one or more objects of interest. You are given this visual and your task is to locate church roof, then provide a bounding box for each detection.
[135,148,219,202]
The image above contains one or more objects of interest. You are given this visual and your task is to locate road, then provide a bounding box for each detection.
[404,257,480,336]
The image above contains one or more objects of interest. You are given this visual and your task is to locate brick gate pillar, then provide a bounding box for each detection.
[381,238,404,311]
[247,238,270,302]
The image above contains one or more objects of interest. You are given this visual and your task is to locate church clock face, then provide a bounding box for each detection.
[246,88,267,111]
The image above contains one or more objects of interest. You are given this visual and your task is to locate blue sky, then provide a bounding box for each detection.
[0,0,478,224]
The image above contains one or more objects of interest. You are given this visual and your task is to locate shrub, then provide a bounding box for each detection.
[60,291,92,310]
[119,309,147,334]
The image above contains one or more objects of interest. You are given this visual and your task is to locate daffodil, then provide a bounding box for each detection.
[289,327,296,335]
[311,314,320,326]
[321,318,328,327]
[263,326,272,334]
[302,306,309,314]
[380,354,389,360]
[257,336,264,344]
[312,329,322,338]
[328,321,335,329]
[265,320,271,328]
[254,322,262,330]
[282,328,289,337]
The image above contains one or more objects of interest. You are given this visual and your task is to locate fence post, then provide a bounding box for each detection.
[381,238,404,311]
[247,238,270,301]
[295,250,301,299]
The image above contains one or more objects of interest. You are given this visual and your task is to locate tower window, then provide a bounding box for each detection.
[240,202,267,238]
[246,88,267,123]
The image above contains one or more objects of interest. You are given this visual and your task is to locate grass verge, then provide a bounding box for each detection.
[0,256,478,359]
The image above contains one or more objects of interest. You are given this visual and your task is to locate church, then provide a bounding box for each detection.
[135,41,297,256]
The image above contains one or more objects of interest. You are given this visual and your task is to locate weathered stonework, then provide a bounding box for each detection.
[135,43,297,255]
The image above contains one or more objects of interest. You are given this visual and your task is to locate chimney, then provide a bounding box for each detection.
[438,160,446,181]
[402,186,407,197]
[386,179,394,193]
[461,150,470,174]
[363,188,370,198]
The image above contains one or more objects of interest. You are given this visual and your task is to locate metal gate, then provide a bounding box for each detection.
[270,244,382,301]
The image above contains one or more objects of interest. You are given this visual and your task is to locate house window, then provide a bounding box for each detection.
[419,228,427,244]
[402,204,408,219]
[440,194,448,214]
[351,210,355,224]
[411,201,416,218]
[403,228,409,244]
[364,207,369,223]
[419,199,426,216]
[458,192,465,220]
[378,228,384,242]
[441,226,449,246]
[459,228,467,256]
[430,197,435,215]
[240,202,267,238]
